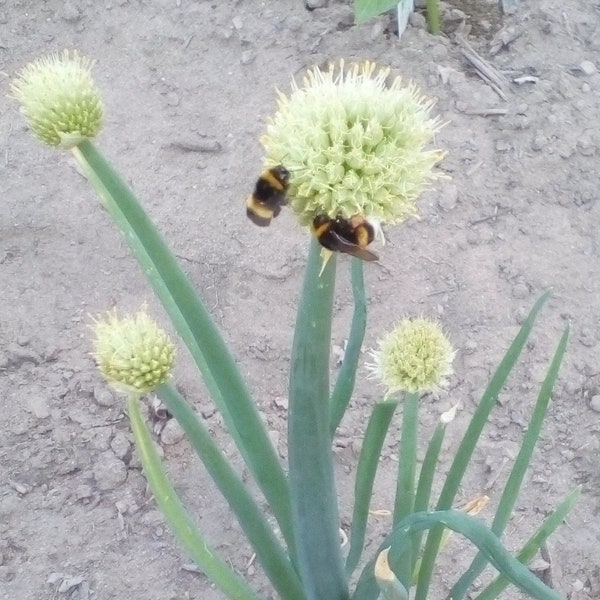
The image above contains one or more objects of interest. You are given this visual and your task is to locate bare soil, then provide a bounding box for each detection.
[1,1,599,599]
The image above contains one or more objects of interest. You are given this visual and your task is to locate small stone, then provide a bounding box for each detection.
[437,184,458,211]
[231,15,243,29]
[240,50,256,65]
[495,139,511,152]
[89,427,113,451]
[0,566,17,582]
[464,339,478,354]
[511,281,530,299]
[5,343,41,367]
[110,431,131,459]
[305,0,327,8]
[74,484,94,501]
[60,0,81,22]
[531,132,548,151]
[93,451,128,491]
[286,15,302,31]
[578,327,597,348]
[409,11,427,29]
[370,20,385,40]
[93,384,116,407]
[579,60,596,76]
[431,43,448,61]
[58,575,84,593]
[589,395,600,412]
[273,396,288,410]
[27,395,50,419]
[159,419,185,445]
[166,91,180,106]
[576,131,597,156]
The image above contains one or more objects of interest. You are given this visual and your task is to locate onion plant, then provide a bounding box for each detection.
[11,50,577,600]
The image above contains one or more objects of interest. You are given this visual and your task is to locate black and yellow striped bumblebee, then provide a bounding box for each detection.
[246,166,380,262]
[312,214,379,262]
[246,165,291,227]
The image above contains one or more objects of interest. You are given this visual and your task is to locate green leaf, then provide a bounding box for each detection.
[127,396,264,600]
[354,0,402,24]
[346,400,398,576]
[288,240,349,600]
[354,511,567,600]
[71,140,293,549]
[448,325,570,600]
[475,487,581,600]
[414,292,551,600]
[330,259,367,435]
[158,383,305,600]
[410,414,451,580]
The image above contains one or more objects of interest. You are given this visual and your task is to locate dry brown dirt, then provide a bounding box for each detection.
[1,1,599,599]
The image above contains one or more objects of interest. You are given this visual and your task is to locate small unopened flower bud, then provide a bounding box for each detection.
[261,60,445,227]
[91,309,176,396]
[11,49,103,148]
[368,318,454,396]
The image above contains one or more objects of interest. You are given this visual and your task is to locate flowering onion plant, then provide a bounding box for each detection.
[12,50,578,600]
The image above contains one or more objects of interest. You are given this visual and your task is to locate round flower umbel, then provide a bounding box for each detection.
[261,60,445,227]
[91,309,176,396]
[368,318,454,396]
[11,50,103,148]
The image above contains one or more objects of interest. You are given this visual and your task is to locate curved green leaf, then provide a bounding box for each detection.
[354,510,566,600]
[449,326,569,599]
[414,292,551,600]
[71,140,293,549]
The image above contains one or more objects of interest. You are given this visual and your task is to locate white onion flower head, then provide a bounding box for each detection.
[368,317,454,396]
[261,60,445,226]
[91,309,176,396]
[11,49,103,148]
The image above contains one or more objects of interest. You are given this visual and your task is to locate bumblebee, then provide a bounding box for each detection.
[246,165,290,226]
[313,214,379,262]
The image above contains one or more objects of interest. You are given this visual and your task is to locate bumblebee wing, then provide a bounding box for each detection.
[329,230,379,262]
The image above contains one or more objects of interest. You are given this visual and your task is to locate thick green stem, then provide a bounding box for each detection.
[157,383,305,600]
[127,396,264,600]
[393,392,419,587]
[288,241,349,600]
[330,259,367,435]
[426,0,441,34]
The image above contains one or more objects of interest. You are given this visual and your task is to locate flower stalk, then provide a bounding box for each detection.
[288,240,348,600]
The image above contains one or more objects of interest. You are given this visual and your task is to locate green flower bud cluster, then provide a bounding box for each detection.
[11,49,103,148]
[369,317,454,396]
[91,309,176,396]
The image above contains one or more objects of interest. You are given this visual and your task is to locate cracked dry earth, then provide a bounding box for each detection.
[1,1,600,599]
